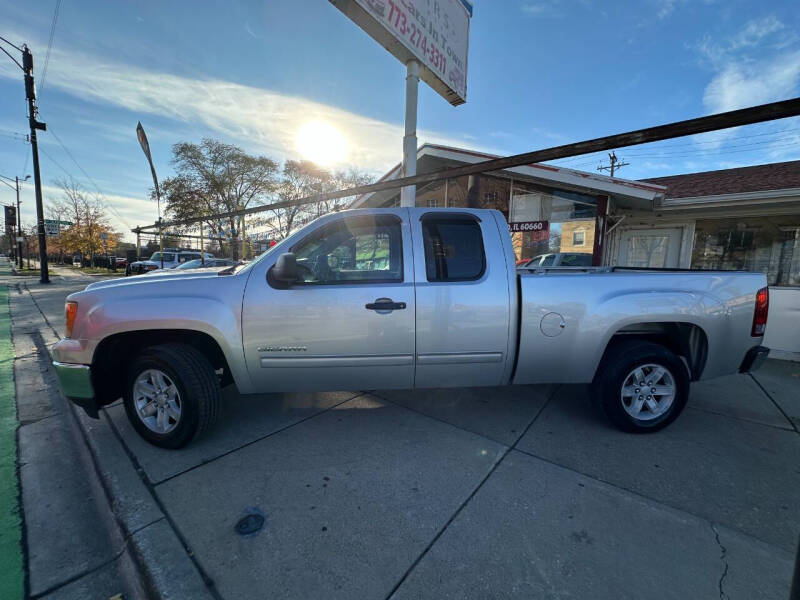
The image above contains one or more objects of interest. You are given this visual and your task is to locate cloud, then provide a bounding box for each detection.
[0,29,484,178]
[656,0,676,19]
[702,51,800,113]
[520,1,563,18]
[694,17,800,148]
[729,16,785,50]
[697,16,791,66]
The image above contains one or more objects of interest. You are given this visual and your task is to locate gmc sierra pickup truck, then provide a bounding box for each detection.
[52,208,770,448]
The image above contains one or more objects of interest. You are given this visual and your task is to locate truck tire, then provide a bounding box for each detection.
[593,340,689,433]
[123,343,220,448]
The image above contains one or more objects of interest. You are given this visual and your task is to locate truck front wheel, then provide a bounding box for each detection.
[593,340,689,433]
[123,343,220,448]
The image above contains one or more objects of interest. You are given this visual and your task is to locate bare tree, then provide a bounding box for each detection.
[51,178,116,266]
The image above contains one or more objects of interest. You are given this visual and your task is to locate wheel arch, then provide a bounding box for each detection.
[593,321,708,382]
[92,329,235,406]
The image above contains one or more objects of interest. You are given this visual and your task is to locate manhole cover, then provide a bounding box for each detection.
[235,509,266,537]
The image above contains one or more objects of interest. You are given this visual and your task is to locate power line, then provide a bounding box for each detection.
[0,34,23,52]
[551,125,800,167]
[38,144,74,179]
[0,44,23,70]
[38,0,63,98]
[597,151,629,177]
[47,126,133,228]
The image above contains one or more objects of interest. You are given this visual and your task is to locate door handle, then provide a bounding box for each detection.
[365,298,406,311]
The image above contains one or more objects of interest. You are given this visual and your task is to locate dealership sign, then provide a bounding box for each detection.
[509,220,548,234]
[330,0,472,105]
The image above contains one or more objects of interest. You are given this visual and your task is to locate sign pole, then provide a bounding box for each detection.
[400,60,419,208]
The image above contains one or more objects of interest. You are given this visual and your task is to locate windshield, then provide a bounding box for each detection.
[149,252,175,262]
[175,259,203,270]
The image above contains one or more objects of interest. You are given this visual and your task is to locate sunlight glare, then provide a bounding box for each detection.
[296,121,349,166]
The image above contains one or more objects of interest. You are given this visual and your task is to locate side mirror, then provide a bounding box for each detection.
[271,252,298,284]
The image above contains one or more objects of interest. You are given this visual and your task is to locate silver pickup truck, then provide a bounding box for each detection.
[52,208,770,448]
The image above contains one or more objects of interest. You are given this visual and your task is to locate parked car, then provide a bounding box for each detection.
[72,256,82,267]
[52,208,770,448]
[519,252,594,268]
[115,257,128,268]
[146,258,236,274]
[126,250,214,275]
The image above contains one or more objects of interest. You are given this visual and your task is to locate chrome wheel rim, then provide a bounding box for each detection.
[133,369,182,434]
[620,363,676,421]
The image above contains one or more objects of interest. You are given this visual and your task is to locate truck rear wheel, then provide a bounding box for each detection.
[593,340,689,433]
[123,343,220,448]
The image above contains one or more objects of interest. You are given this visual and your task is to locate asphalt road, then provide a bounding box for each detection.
[9,267,800,599]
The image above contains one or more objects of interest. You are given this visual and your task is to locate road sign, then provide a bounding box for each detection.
[330,0,472,106]
[44,222,60,236]
[45,219,72,226]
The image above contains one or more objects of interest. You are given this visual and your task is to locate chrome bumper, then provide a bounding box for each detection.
[52,361,100,418]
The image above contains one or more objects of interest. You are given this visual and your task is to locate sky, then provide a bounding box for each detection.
[1,0,799,240]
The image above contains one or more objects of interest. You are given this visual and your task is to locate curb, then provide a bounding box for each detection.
[20,282,214,599]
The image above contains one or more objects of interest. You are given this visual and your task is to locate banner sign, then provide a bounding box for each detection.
[330,0,472,105]
[4,206,15,231]
[136,121,161,198]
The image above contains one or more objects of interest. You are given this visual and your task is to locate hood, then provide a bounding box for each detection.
[84,268,231,291]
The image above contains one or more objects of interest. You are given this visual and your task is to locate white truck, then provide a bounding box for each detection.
[52,208,770,448]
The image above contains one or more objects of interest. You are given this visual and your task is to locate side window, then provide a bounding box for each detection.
[422,217,486,282]
[540,254,556,266]
[291,216,403,284]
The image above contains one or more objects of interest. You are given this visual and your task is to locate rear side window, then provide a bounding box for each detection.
[422,218,486,281]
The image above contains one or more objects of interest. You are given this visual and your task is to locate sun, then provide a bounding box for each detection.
[296,121,348,166]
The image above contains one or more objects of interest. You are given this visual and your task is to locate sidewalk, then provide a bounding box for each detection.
[7,272,800,599]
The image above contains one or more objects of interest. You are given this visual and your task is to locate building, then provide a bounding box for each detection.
[616,160,800,357]
[353,145,799,357]
[352,144,666,266]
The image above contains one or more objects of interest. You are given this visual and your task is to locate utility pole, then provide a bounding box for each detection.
[22,45,49,283]
[597,151,629,178]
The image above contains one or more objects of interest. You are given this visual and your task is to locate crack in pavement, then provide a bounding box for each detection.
[710,522,730,600]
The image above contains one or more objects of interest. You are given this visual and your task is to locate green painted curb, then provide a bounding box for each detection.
[0,262,24,599]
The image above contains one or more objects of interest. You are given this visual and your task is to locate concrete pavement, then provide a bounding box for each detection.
[8,268,800,599]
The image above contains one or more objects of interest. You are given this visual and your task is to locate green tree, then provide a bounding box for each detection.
[159,139,279,260]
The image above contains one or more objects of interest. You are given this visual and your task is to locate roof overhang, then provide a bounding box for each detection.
[658,187,800,211]
[351,144,666,210]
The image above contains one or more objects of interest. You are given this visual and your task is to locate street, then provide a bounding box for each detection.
[1,264,797,598]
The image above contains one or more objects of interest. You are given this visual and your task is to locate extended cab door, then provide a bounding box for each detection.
[411,209,513,388]
[241,210,415,392]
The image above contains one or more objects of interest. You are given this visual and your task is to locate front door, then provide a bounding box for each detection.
[618,227,683,268]
[241,211,415,393]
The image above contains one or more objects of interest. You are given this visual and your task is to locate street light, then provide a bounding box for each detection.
[0,174,30,269]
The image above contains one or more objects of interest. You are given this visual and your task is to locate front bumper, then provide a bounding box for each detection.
[739,345,770,373]
[52,361,100,418]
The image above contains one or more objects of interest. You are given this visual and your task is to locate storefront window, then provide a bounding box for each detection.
[691,215,800,286]
[509,181,597,262]
[445,174,510,216]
